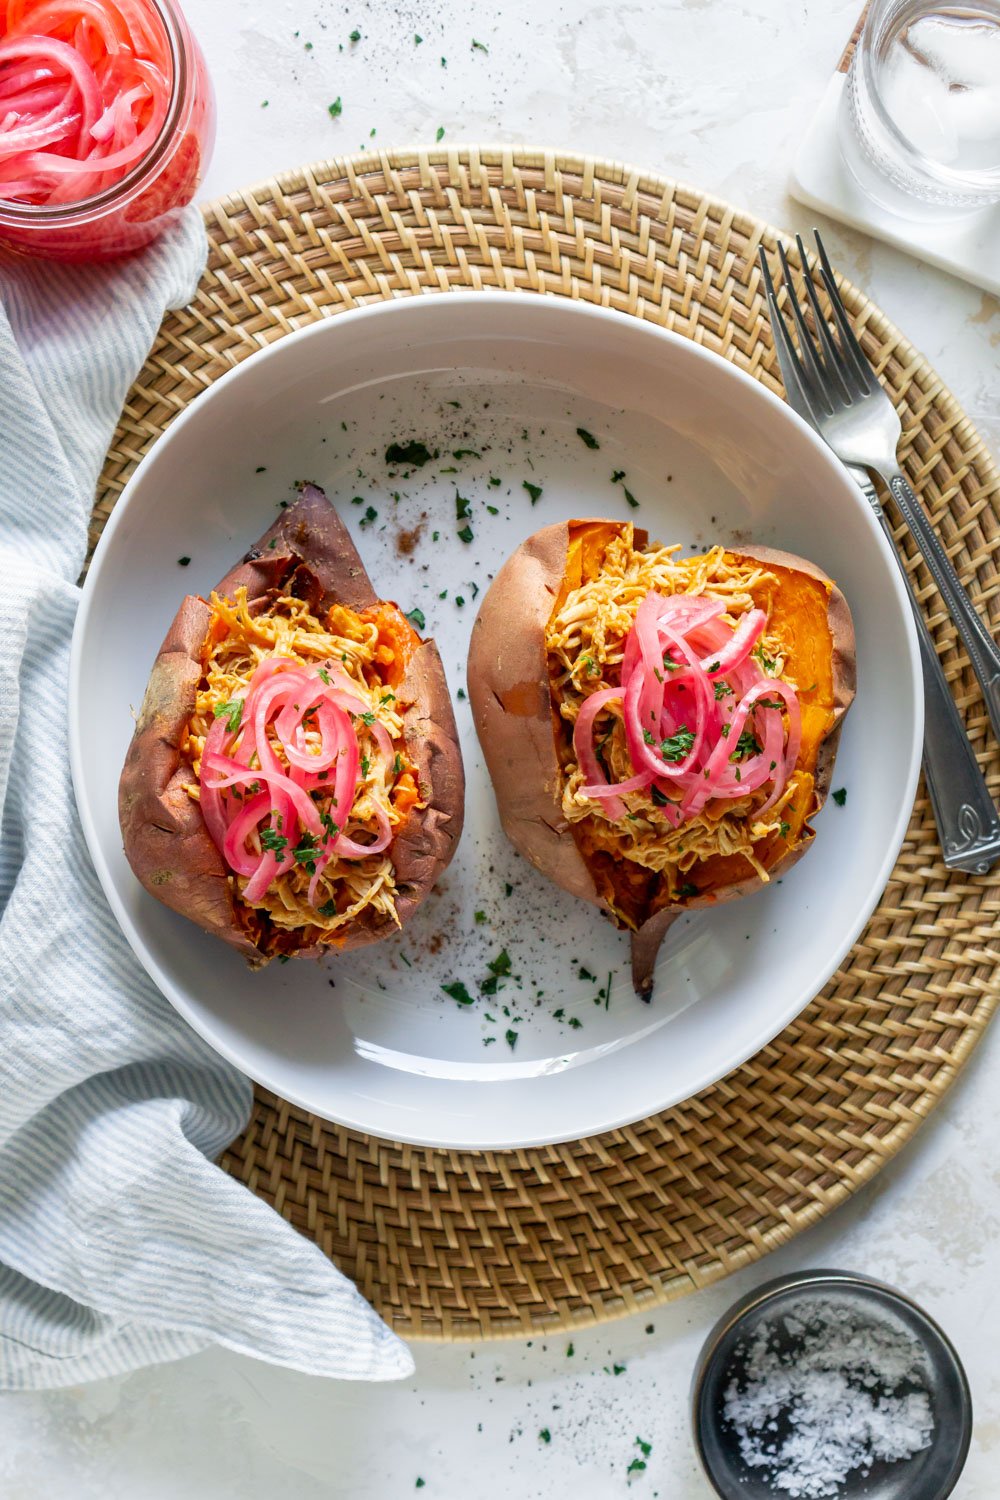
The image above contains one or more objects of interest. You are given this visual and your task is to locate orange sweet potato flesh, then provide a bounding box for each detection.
[119,485,465,964]
[468,520,856,998]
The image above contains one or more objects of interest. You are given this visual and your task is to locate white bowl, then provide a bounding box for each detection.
[70,292,922,1149]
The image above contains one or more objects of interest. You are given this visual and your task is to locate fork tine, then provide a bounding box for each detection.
[812,229,874,394]
[756,246,819,420]
[775,239,834,412]
[791,233,857,403]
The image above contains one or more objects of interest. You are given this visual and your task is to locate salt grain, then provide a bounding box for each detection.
[722,1295,935,1498]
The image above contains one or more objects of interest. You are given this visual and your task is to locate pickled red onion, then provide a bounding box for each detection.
[197,656,401,912]
[572,589,800,829]
[0,0,172,207]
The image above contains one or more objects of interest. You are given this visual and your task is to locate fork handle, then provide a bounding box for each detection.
[884,469,1000,746]
[873,505,1000,874]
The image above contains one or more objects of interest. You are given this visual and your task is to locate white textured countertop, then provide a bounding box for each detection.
[3,2,998,1495]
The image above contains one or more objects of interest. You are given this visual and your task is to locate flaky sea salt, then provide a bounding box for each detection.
[722,1295,935,1498]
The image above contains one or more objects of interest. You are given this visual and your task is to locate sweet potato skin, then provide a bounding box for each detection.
[467,522,855,998]
[119,485,464,962]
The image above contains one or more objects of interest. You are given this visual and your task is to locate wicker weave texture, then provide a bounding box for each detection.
[94,149,1000,1339]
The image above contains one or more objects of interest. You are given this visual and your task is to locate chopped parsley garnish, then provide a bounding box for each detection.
[212,698,243,733]
[380,692,396,705]
[635,1437,652,1458]
[317,667,331,684]
[730,729,762,761]
[486,504,499,516]
[714,681,732,699]
[328,97,342,118]
[393,753,403,776]
[539,1429,551,1443]
[678,881,698,897]
[659,726,694,762]
[359,711,376,725]
[756,697,785,711]
[441,980,475,1006]
[360,755,370,776]
[455,594,465,606]
[474,910,487,924]
[576,427,600,449]
[455,490,472,520]
[611,468,625,482]
[522,480,543,504]
[707,660,721,673]
[453,449,480,460]
[319,811,340,842]
[779,819,791,838]
[349,27,360,41]
[578,966,596,982]
[471,37,489,51]
[627,1459,647,1475]
[385,439,432,468]
[457,524,474,544]
[487,949,512,977]
[435,126,445,142]
[260,828,287,856]
[623,487,639,509]
[753,644,778,673]
[317,899,338,917]
[505,1028,518,1050]
[359,505,377,527]
[177,555,191,566]
[406,607,426,631]
[292,832,319,871]
[650,785,669,806]
[488,475,501,487]
[567,1016,583,1029]
[832,786,847,806]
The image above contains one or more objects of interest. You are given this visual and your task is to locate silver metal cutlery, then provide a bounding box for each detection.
[758,232,1000,874]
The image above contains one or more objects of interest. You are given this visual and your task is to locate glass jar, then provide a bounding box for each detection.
[0,0,215,262]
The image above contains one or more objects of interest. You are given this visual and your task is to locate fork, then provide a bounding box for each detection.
[769,230,1000,747]
[758,238,1000,875]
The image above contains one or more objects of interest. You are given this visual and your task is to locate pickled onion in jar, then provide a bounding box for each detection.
[0,0,173,206]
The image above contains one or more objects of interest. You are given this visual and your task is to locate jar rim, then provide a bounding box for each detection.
[0,0,188,223]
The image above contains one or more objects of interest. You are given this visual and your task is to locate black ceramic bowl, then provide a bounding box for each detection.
[692,1270,972,1500]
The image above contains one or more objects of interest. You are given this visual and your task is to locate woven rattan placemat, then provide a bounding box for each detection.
[93,148,1000,1340]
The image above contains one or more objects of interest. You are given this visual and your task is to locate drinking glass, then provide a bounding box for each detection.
[837,0,1000,219]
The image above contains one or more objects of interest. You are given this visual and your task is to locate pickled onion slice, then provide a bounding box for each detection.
[196,655,403,913]
[0,0,172,206]
[571,589,800,832]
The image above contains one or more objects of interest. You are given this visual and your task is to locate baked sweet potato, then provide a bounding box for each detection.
[119,484,464,963]
[468,519,855,998]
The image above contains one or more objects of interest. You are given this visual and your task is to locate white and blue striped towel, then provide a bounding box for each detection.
[0,209,412,1390]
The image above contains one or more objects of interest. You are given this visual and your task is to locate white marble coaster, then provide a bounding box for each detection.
[790,72,1000,297]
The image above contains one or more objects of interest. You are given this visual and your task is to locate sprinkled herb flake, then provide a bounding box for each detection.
[213,698,243,733]
[576,427,600,449]
[505,1028,518,1050]
[523,480,543,504]
[832,787,847,806]
[349,27,360,41]
[385,439,432,468]
[359,505,378,528]
[457,524,474,544]
[328,97,342,118]
[455,490,472,520]
[441,980,475,1006]
[471,37,489,51]
[539,1428,551,1444]
[177,555,191,566]
[406,607,426,631]
[436,125,445,142]
[659,725,694,762]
